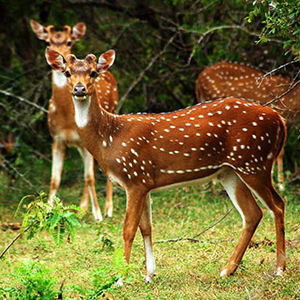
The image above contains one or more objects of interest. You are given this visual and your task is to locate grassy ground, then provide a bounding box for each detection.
[0,152,300,299]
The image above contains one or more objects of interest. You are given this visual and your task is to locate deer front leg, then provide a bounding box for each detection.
[48,139,66,204]
[105,179,113,217]
[139,194,155,283]
[79,147,102,222]
[123,190,147,265]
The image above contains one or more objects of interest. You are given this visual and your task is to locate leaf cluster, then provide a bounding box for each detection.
[247,0,300,57]
[16,191,83,244]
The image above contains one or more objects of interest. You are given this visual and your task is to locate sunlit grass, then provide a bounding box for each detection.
[0,162,300,298]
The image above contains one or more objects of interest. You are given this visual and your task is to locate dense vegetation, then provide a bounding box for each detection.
[1,0,300,179]
[0,0,300,298]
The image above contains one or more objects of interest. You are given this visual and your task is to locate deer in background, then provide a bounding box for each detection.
[30,20,118,221]
[46,48,286,281]
[0,133,15,166]
[196,61,300,190]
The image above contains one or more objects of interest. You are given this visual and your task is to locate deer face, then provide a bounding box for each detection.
[30,20,86,57]
[45,48,115,100]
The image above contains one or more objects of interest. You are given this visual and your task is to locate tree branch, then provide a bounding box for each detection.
[0,89,48,113]
[155,206,234,244]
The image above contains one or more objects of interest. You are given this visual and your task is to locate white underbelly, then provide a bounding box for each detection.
[151,169,224,193]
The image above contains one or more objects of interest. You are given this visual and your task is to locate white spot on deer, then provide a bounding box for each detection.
[131,149,139,157]
[267,152,273,159]
[242,128,248,132]
[102,140,107,147]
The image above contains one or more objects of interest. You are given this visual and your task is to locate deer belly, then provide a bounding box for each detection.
[151,168,224,192]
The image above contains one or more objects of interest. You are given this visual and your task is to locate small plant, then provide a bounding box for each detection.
[73,249,131,299]
[0,259,58,300]
[96,221,116,251]
[0,191,83,259]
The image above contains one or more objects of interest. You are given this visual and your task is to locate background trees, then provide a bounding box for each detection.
[0,0,299,184]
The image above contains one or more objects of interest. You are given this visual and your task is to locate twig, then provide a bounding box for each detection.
[57,278,66,299]
[257,60,298,84]
[116,33,178,113]
[263,79,300,107]
[0,89,48,113]
[155,206,234,244]
[2,157,35,188]
[185,25,284,66]
[0,226,29,260]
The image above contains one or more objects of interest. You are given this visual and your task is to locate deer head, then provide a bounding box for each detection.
[30,20,86,57]
[45,48,115,100]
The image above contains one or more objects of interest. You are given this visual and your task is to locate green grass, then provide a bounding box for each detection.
[0,156,300,299]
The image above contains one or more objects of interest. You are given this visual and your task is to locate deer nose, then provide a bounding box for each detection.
[74,84,86,97]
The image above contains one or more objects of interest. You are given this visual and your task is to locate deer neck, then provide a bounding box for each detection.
[72,90,117,164]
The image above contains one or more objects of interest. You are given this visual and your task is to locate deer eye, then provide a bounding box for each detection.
[65,71,71,78]
[67,41,72,46]
[90,71,97,78]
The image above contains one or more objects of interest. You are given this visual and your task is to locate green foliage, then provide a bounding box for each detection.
[0,259,58,300]
[96,220,116,251]
[72,249,131,299]
[16,191,83,244]
[248,0,300,57]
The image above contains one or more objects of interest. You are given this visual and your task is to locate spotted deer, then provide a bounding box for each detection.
[196,61,300,190]
[46,48,287,281]
[30,20,118,221]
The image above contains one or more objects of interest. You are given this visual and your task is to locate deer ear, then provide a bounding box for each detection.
[71,22,86,41]
[45,48,67,72]
[97,50,115,73]
[30,19,48,40]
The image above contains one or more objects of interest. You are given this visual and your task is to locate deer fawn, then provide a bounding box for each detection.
[196,61,299,190]
[30,20,118,220]
[46,48,286,281]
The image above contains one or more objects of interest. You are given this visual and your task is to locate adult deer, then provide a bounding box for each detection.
[46,48,286,281]
[30,20,118,220]
[196,61,299,190]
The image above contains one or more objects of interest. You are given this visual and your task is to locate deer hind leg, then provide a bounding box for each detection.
[276,148,285,191]
[123,189,148,265]
[105,179,113,217]
[238,173,286,276]
[49,139,66,204]
[139,194,155,283]
[78,147,102,222]
[219,170,263,277]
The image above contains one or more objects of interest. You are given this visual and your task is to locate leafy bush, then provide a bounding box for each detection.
[16,191,83,244]
[0,259,58,300]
